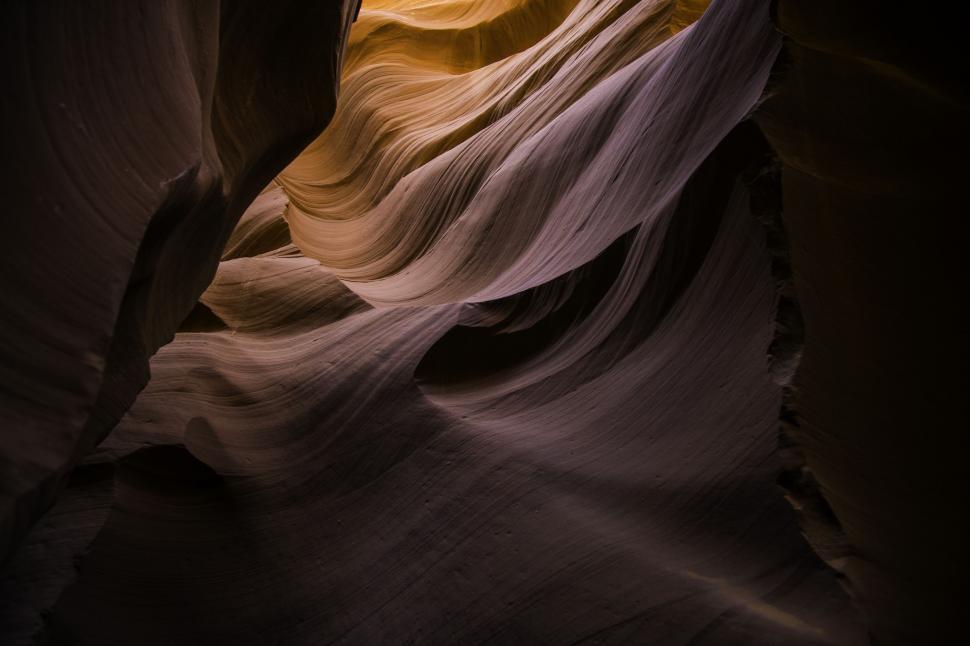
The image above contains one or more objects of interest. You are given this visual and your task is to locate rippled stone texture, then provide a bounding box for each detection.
[0,0,360,568]
[2,0,960,644]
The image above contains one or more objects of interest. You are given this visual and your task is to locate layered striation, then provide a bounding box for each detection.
[5,0,956,643]
[279,0,778,307]
[2,1,869,643]
[0,0,361,566]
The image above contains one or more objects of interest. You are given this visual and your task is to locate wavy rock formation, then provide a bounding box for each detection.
[2,0,961,644]
[0,0,360,565]
[279,0,778,307]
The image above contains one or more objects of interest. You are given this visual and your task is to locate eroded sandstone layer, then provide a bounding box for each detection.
[0,0,360,568]
[1,0,962,644]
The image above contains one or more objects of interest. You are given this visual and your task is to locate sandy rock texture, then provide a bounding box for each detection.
[0,0,360,568]
[2,0,962,644]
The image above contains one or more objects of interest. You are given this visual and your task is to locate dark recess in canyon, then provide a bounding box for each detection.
[1,0,965,644]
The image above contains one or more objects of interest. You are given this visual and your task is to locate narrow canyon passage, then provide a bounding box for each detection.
[1,1,964,645]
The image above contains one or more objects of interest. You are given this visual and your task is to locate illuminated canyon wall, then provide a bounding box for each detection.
[1,0,963,644]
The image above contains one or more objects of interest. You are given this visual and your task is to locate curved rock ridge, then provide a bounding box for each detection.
[2,0,871,643]
[0,0,362,567]
[32,128,863,644]
[279,0,779,307]
[16,0,964,642]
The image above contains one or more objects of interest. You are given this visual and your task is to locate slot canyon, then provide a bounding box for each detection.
[1,1,965,644]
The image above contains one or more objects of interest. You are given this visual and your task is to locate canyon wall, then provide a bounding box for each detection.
[758,1,967,643]
[2,0,963,643]
[0,0,360,567]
